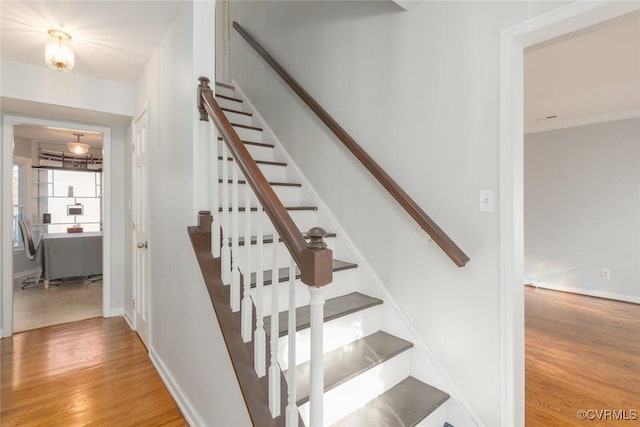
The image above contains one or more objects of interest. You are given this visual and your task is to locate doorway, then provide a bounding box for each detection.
[499,2,640,425]
[2,115,113,337]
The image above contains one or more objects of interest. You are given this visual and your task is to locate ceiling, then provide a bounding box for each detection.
[14,124,103,148]
[0,1,185,84]
[2,1,184,146]
[525,13,640,133]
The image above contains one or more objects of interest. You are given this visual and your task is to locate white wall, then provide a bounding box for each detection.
[1,59,134,117]
[134,2,251,425]
[525,118,640,303]
[227,2,563,425]
[0,61,133,329]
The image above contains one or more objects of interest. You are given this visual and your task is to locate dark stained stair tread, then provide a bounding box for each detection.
[231,122,262,131]
[215,81,235,90]
[217,136,274,148]
[231,232,336,246]
[331,377,450,427]
[215,93,243,103]
[221,107,252,116]
[293,331,414,406]
[218,179,301,187]
[264,292,381,338]
[247,258,354,288]
[218,156,286,167]
[218,206,317,212]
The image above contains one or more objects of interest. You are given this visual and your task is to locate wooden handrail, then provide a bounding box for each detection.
[233,21,469,267]
[198,77,333,286]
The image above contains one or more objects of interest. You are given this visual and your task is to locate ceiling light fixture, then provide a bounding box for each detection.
[45,29,74,72]
[67,133,89,155]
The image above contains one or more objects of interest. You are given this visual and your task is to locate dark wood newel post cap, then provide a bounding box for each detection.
[301,226,332,287]
[306,227,327,249]
[198,76,211,86]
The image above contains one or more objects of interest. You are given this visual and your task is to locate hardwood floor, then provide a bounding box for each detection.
[1,317,186,426]
[525,287,640,426]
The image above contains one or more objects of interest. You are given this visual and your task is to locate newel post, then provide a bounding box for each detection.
[301,227,333,287]
[198,76,212,121]
[302,227,332,427]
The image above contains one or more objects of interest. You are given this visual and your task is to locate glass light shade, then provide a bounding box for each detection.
[67,142,89,155]
[45,29,74,72]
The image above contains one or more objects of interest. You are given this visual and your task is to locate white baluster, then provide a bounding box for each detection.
[286,258,298,427]
[241,185,253,343]
[230,161,240,312]
[269,229,280,417]
[209,125,220,258]
[220,143,231,285]
[308,286,325,427]
[254,202,266,377]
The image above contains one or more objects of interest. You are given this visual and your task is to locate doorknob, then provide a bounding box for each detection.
[137,241,148,249]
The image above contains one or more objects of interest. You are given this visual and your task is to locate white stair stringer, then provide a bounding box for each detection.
[220,81,480,427]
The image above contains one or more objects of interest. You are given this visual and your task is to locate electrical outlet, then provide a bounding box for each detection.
[601,268,610,280]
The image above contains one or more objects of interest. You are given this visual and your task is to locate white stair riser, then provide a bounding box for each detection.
[277,302,381,371]
[217,141,274,161]
[235,240,338,274]
[217,183,301,207]
[233,126,262,143]
[415,401,448,427]
[222,110,253,126]
[246,268,356,316]
[215,96,244,111]
[219,210,319,235]
[215,85,235,97]
[218,160,287,182]
[297,350,413,427]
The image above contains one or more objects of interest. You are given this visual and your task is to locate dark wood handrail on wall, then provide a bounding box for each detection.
[232,22,470,268]
[198,77,333,287]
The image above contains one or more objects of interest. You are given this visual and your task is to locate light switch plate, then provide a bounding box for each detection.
[480,189,494,212]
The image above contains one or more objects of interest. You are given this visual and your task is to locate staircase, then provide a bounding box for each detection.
[204,81,454,427]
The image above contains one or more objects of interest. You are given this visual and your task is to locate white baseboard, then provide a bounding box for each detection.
[104,308,124,318]
[526,282,640,304]
[149,346,206,427]
[123,311,134,330]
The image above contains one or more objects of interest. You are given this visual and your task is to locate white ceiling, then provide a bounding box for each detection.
[525,13,640,133]
[2,1,184,147]
[14,123,103,148]
[0,1,185,84]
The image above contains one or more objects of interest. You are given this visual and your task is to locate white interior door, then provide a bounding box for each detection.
[133,109,149,348]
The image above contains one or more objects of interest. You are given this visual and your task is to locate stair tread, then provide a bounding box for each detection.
[231,122,262,131]
[215,93,243,103]
[215,81,234,90]
[331,377,450,427]
[247,258,354,288]
[217,178,301,187]
[218,156,286,167]
[217,136,274,149]
[218,206,317,212]
[264,291,381,338]
[232,232,336,246]
[221,106,252,117]
[293,331,414,406]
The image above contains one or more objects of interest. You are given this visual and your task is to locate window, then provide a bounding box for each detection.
[39,169,102,233]
[12,157,31,248]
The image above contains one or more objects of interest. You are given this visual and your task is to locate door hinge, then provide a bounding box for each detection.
[132,298,136,309]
